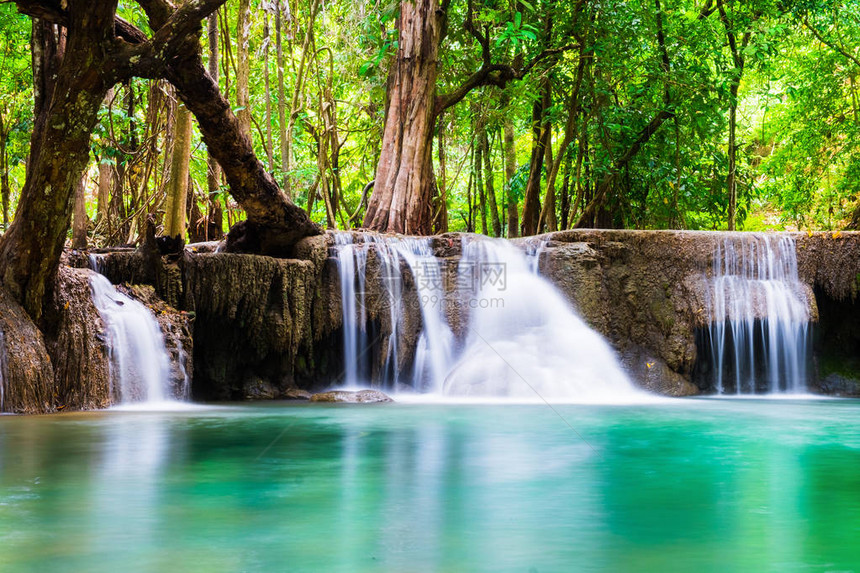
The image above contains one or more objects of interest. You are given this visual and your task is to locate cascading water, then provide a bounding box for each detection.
[704,235,811,394]
[89,271,179,405]
[334,233,454,391]
[334,233,641,402]
[442,238,639,401]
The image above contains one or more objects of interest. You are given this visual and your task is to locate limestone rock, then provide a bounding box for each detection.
[284,388,312,400]
[309,389,393,403]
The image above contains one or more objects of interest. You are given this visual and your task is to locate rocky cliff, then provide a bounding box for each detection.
[3,230,858,413]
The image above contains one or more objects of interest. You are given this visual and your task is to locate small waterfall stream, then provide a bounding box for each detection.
[334,233,640,401]
[335,233,454,391]
[88,266,183,405]
[704,235,811,394]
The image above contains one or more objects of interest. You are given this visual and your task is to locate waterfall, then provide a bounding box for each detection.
[89,272,178,405]
[704,235,811,394]
[334,233,640,402]
[443,237,639,401]
[334,233,454,391]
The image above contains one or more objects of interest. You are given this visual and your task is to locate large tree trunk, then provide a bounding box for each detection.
[363,0,441,235]
[0,1,114,322]
[165,50,320,255]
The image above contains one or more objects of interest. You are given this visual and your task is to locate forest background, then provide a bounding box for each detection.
[1,0,859,248]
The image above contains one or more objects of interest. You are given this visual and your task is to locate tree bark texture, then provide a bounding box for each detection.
[363,0,441,235]
[164,103,193,239]
[0,0,115,322]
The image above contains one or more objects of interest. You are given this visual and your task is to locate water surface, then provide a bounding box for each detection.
[1,399,859,572]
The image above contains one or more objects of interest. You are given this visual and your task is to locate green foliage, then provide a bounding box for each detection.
[1,0,859,236]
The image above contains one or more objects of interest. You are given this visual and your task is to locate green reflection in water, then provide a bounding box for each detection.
[1,399,859,572]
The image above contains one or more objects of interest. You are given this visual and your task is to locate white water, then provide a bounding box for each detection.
[335,233,641,402]
[705,235,811,394]
[89,273,178,405]
[334,233,455,391]
[443,238,639,401]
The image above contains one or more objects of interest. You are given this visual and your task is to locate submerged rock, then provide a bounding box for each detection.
[309,389,393,403]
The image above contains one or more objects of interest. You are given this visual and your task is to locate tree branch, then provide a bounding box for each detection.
[435,42,578,114]
[801,14,860,70]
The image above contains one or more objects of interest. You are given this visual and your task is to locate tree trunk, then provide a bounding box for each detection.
[0,1,113,322]
[363,0,441,234]
[503,113,519,238]
[276,1,290,196]
[71,174,88,249]
[0,115,9,226]
[206,12,223,240]
[520,80,551,236]
[163,103,193,239]
[236,0,251,138]
[166,49,320,255]
[537,126,556,232]
[481,126,501,237]
[263,10,275,171]
[284,0,321,199]
[433,113,448,232]
[727,92,738,230]
[474,110,488,235]
[96,90,114,227]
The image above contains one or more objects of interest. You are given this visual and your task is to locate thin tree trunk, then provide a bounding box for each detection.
[284,0,322,198]
[263,10,274,171]
[434,114,448,232]
[520,79,551,236]
[163,103,193,239]
[236,0,252,138]
[275,1,291,197]
[537,126,556,232]
[481,126,501,237]
[96,91,115,226]
[71,174,88,249]
[475,119,487,235]
[717,0,753,231]
[0,115,9,226]
[503,109,518,238]
[559,146,573,230]
[206,12,223,240]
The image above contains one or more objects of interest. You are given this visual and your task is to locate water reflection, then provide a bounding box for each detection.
[0,402,859,572]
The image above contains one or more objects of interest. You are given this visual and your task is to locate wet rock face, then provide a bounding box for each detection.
[51,229,859,405]
[183,234,342,400]
[0,288,55,413]
[309,389,393,403]
[45,267,112,411]
[534,231,710,396]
